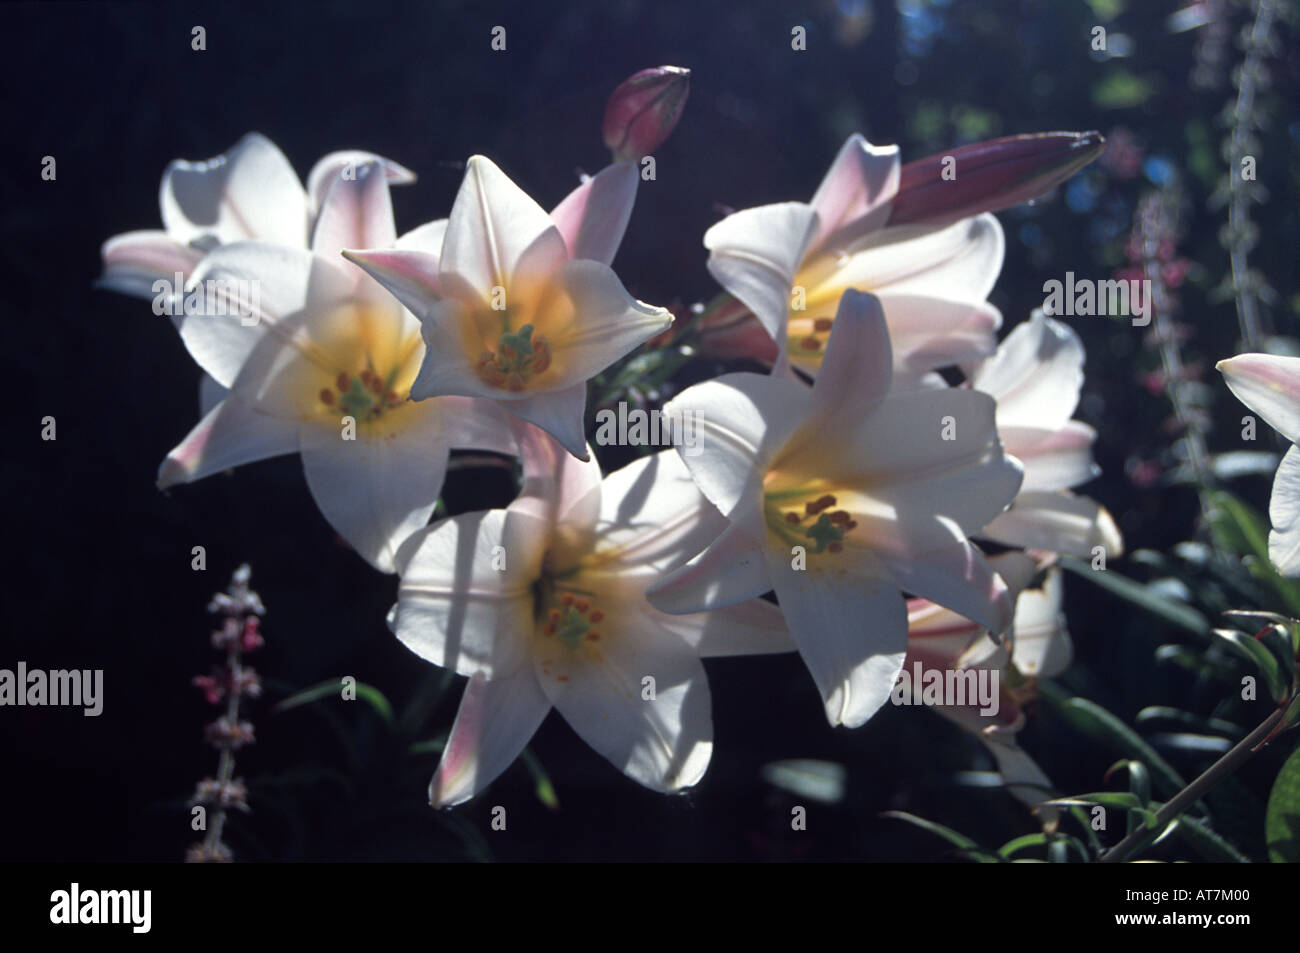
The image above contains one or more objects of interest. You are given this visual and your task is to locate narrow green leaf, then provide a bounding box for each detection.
[274,677,394,724]
[1170,816,1251,863]
[1039,682,1188,798]
[1206,491,1300,617]
[1060,557,1210,636]
[1213,628,1288,702]
[1265,743,1300,863]
[881,811,981,852]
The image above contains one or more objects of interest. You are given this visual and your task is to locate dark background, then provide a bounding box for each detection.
[1,0,1297,861]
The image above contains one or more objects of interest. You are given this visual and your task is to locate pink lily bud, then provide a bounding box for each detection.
[888,131,1106,227]
[691,295,779,363]
[603,66,690,162]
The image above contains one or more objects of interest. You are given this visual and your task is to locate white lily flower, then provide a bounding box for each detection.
[99,132,414,308]
[1217,353,1300,575]
[647,290,1023,729]
[970,312,1123,560]
[704,134,1004,379]
[905,552,1067,812]
[344,156,672,460]
[158,158,515,573]
[391,425,792,805]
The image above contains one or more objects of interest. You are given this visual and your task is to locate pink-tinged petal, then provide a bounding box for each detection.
[973,313,1084,432]
[885,538,1013,636]
[309,159,398,265]
[430,668,551,808]
[179,241,352,388]
[652,596,795,658]
[536,595,713,794]
[157,394,300,489]
[808,134,900,255]
[1009,568,1071,678]
[880,296,1002,374]
[298,402,461,574]
[98,230,204,302]
[663,372,810,524]
[508,420,602,540]
[342,246,442,320]
[160,132,307,248]
[806,290,893,430]
[440,155,561,293]
[305,150,415,222]
[1218,353,1300,445]
[550,161,638,265]
[981,490,1123,559]
[390,507,547,678]
[816,213,1004,304]
[645,520,772,614]
[767,556,908,728]
[1268,445,1300,575]
[1002,420,1099,492]
[704,202,819,342]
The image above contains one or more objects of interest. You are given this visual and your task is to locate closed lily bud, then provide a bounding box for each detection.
[888,131,1106,227]
[603,66,690,161]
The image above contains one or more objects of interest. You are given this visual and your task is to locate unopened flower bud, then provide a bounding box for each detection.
[889,131,1106,227]
[603,66,690,162]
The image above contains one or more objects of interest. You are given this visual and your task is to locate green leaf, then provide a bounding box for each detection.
[1266,743,1300,862]
[881,811,981,852]
[1206,491,1300,617]
[1169,816,1251,863]
[274,678,394,724]
[1213,628,1289,703]
[1060,557,1210,637]
[1105,759,1151,807]
[1039,682,1188,798]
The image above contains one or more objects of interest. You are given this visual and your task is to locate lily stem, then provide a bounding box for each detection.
[1099,704,1286,863]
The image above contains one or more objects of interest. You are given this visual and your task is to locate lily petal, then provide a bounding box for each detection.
[973,313,1084,432]
[1218,353,1300,445]
[1269,445,1300,575]
[310,159,398,266]
[440,155,561,293]
[704,202,819,341]
[886,538,1013,635]
[430,668,551,808]
[808,134,900,254]
[550,161,638,265]
[537,602,713,793]
[305,150,415,223]
[99,230,204,302]
[662,371,811,523]
[981,490,1123,559]
[298,402,461,573]
[157,394,300,489]
[767,555,907,728]
[645,520,772,614]
[390,508,547,677]
[161,132,307,248]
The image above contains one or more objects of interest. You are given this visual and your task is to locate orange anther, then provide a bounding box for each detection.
[588,610,604,623]
[813,318,833,332]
